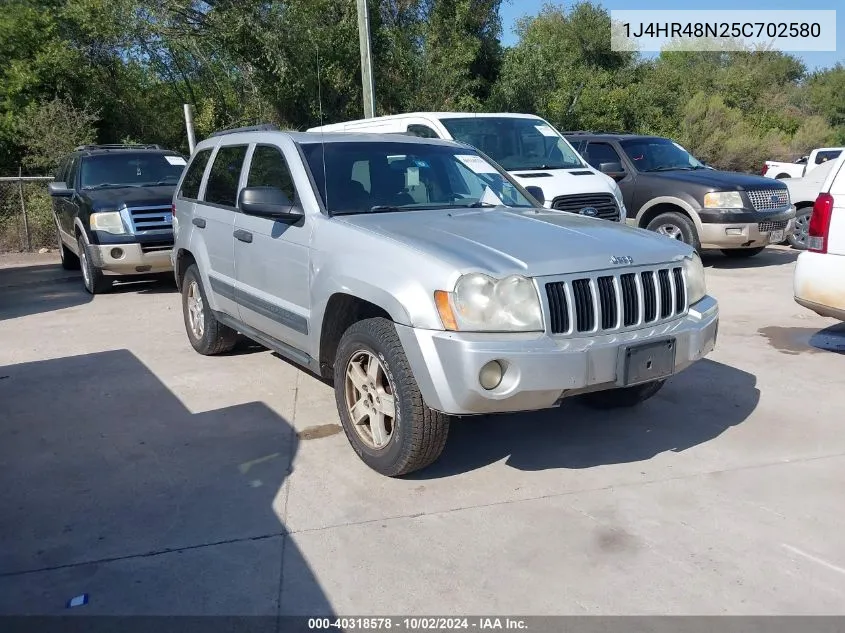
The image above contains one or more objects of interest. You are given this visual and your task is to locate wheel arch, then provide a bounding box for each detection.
[636,197,703,235]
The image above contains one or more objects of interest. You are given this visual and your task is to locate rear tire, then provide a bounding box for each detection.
[720,247,765,258]
[645,211,700,252]
[77,235,111,294]
[334,317,450,477]
[775,173,791,179]
[579,380,665,409]
[181,264,239,355]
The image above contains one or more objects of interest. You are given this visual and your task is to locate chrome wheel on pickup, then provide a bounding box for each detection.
[77,235,111,294]
[334,317,450,477]
[788,207,811,250]
[645,211,700,252]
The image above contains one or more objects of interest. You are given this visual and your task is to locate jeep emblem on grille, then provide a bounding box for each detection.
[610,255,634,265]
[580,207,598,216]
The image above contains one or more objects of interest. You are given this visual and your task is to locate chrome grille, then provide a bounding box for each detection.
[128,205,173,232]
[545,265,687,336]
[550,193,620,221]
[758,219,789,233]
[746,188,789,211]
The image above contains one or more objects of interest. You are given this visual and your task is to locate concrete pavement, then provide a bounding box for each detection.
[1,247,844,615]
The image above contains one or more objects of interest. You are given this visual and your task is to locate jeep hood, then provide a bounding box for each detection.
[336,208,691,277]
[84,185,176,211]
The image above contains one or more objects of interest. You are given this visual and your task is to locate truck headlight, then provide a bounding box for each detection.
[435,273,543,332]
[90,211,128,235]
[703,191,743,209]
[613,183,626,220]
[684,252,707,305]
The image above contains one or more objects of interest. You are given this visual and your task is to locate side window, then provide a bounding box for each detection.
[203,145,248,207]
[585,142,624,170]
[179,148,212,200]
[407,124,440,139]
[66,157,80,189]
[816,150,841,165]
[247,145,298,203]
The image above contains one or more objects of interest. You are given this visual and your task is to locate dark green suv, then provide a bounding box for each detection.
[49,144,186,293]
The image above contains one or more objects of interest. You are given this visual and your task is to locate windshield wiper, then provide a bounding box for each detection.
[518,164,574,171]
[465,201,498,208]
[83,183,124,190]
[643,166,693,172]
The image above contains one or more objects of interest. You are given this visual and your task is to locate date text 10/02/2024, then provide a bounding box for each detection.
[308,617,529,630]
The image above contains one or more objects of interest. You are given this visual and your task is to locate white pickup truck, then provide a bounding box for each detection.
[763,147,843,180]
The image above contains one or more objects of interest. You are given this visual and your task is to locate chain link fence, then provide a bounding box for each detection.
[0,176,55,252]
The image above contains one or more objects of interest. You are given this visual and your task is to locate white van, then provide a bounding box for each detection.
[308,113,627,222]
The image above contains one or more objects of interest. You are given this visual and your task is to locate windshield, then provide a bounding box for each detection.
[80,153,187,189]
[439,117,584,171]
[619,138,706,172]
[300,141,535,216]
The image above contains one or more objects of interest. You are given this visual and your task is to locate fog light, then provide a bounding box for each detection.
[110,248,124,259]
[479,360,503,390]
[725,228,743,236]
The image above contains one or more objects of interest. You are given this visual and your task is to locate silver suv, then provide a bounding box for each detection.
[172,127,719,476]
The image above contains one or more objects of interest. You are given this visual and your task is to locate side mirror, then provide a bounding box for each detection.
[48,182,73,197]
[599,162,625,181]
[239,186,302,221]
[524,186,545,205]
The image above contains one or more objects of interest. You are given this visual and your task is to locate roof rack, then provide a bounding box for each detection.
[74,143,164,151]
[208,124,280,138]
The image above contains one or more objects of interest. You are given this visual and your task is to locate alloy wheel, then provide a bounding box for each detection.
[344,350,396,450]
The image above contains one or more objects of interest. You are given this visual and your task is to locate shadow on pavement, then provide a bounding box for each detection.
[0,350,333,618]
[702,247,799,270]
[0,264,90,321]
[415,358,759,478]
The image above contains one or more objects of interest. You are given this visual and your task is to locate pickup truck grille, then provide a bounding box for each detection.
[128,206,173,232]
[746,188,789,211]
[545,265,687,335]
[550,193,620,221]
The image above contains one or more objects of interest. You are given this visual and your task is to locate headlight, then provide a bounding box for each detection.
[90,211,127,235]
[683,252,707,305]
[612,184,626,220]
[703,191,743,209]
[436,273,543,332]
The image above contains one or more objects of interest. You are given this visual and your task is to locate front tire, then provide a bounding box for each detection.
[579,380,665,409]
[181,264,239,355]
[77,235,111,294]
[720,247,765,258]
[334,317,450,477]
[645,211,700,252]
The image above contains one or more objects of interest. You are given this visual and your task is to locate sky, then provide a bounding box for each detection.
[500,0,844,71]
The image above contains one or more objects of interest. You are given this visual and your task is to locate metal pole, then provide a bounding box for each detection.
[183,104,197,154]
[356,0,376,118]
[18,166,31,252]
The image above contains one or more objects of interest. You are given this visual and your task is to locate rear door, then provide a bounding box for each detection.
[233,142,312,353]
[193,144,247,318]
[57,156,81,237]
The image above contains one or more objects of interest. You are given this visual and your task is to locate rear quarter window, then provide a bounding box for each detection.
[179,148,212,200]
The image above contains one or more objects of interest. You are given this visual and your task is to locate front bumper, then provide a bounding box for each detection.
[90,243,173,275]
[699,207,796,249]
[396,295,719,416]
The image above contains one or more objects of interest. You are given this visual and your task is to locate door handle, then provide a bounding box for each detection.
[192,217,206,229]
[233,229,253,243]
